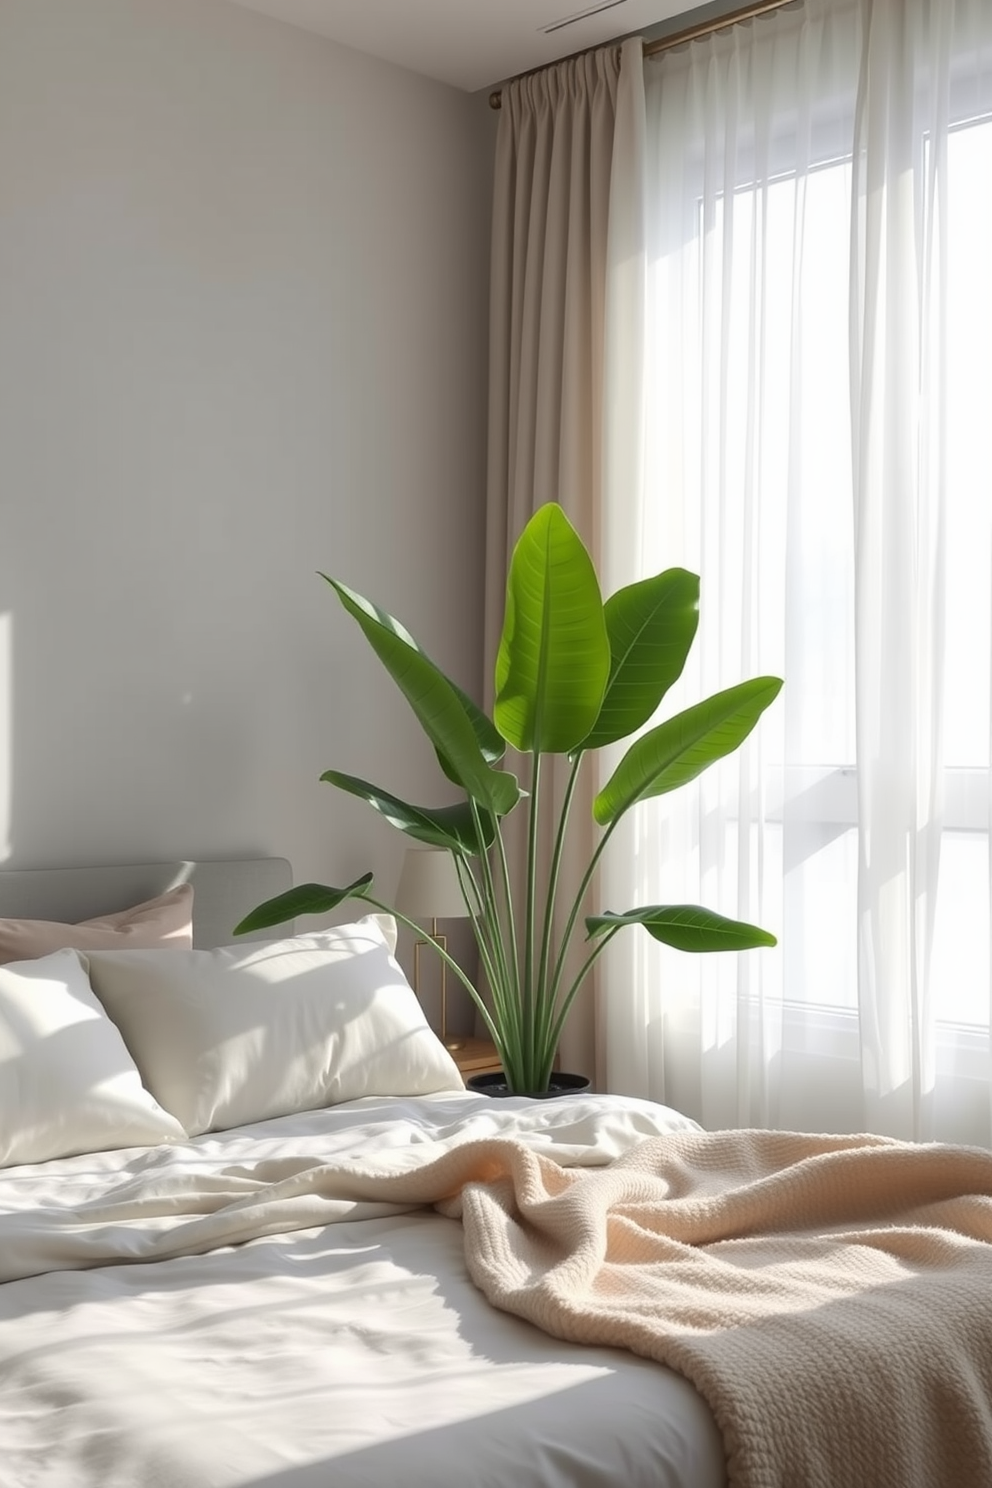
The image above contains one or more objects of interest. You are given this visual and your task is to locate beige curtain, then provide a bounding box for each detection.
[484,43,629,1082]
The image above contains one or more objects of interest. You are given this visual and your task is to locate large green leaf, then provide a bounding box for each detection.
[594,676,783,825]
[494,504,610,755]
[233,875,373,936]
[325,578,520,817]
[321,770,495,854]
[435,678,507,793]
[586,904,777,951]
[578,568,700,754]
[441,678,505,766]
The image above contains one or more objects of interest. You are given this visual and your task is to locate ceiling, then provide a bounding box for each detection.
[224,0,696,94]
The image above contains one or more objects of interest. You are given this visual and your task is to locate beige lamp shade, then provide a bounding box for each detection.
[394,847,467,922]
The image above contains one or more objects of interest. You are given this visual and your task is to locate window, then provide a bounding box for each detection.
[602,0,992,1141]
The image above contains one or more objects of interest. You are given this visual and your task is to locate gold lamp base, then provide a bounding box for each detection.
[413,921,465,1050]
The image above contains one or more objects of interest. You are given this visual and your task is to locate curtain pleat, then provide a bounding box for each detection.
[484,45,626,1081]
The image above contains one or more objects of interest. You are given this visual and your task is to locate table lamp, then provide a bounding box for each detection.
[395,845,468,1050]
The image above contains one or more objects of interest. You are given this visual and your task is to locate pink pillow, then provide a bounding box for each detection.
[0,884,194,965]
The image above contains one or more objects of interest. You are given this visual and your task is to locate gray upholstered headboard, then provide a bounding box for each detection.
[0,858,293,948]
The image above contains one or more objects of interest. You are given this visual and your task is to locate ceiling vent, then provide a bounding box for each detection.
[540,0,630,35]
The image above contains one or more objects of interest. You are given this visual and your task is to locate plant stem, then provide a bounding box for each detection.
[548,811,618,1015]
[523,751,544,1089]
[547,924,620,1056]
[535,753,583,1062]
[469,802,522,1059]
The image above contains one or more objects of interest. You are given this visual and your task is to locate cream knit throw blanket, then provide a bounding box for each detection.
[432,1127,992,1488]
[8,1127,992,1487]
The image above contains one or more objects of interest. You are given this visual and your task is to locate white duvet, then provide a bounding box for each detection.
[0,1091,725,1488]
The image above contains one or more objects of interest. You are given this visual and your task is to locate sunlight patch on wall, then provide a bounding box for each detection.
[0,613,10,862]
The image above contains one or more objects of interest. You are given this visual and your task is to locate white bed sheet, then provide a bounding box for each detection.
[0,1091,726,1488]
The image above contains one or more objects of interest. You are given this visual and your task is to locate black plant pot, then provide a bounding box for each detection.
[466,1071,591,1100]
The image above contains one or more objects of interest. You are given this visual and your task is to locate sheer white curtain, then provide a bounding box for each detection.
[600,0,992,1143]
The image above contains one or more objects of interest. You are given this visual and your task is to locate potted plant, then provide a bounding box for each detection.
[235,502,782,1095]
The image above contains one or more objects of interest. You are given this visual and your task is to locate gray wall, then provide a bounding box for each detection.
[0,0,494,1031]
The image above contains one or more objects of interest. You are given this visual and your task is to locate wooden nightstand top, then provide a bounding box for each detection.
[449,1036,502,1077]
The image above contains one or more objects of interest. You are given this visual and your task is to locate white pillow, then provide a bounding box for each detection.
[0,949,187,1167]
[86,915,465,1136]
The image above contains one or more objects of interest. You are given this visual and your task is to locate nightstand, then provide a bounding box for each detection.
[450,1037,502,1079]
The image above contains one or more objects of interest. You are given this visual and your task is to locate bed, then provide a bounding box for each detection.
[4,859,992,1488]
[0,857,724,1488]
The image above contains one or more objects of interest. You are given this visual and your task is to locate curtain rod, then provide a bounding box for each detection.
[487,0,799,109]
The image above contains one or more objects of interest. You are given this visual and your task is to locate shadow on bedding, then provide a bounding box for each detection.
[216,1370,726,1488]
